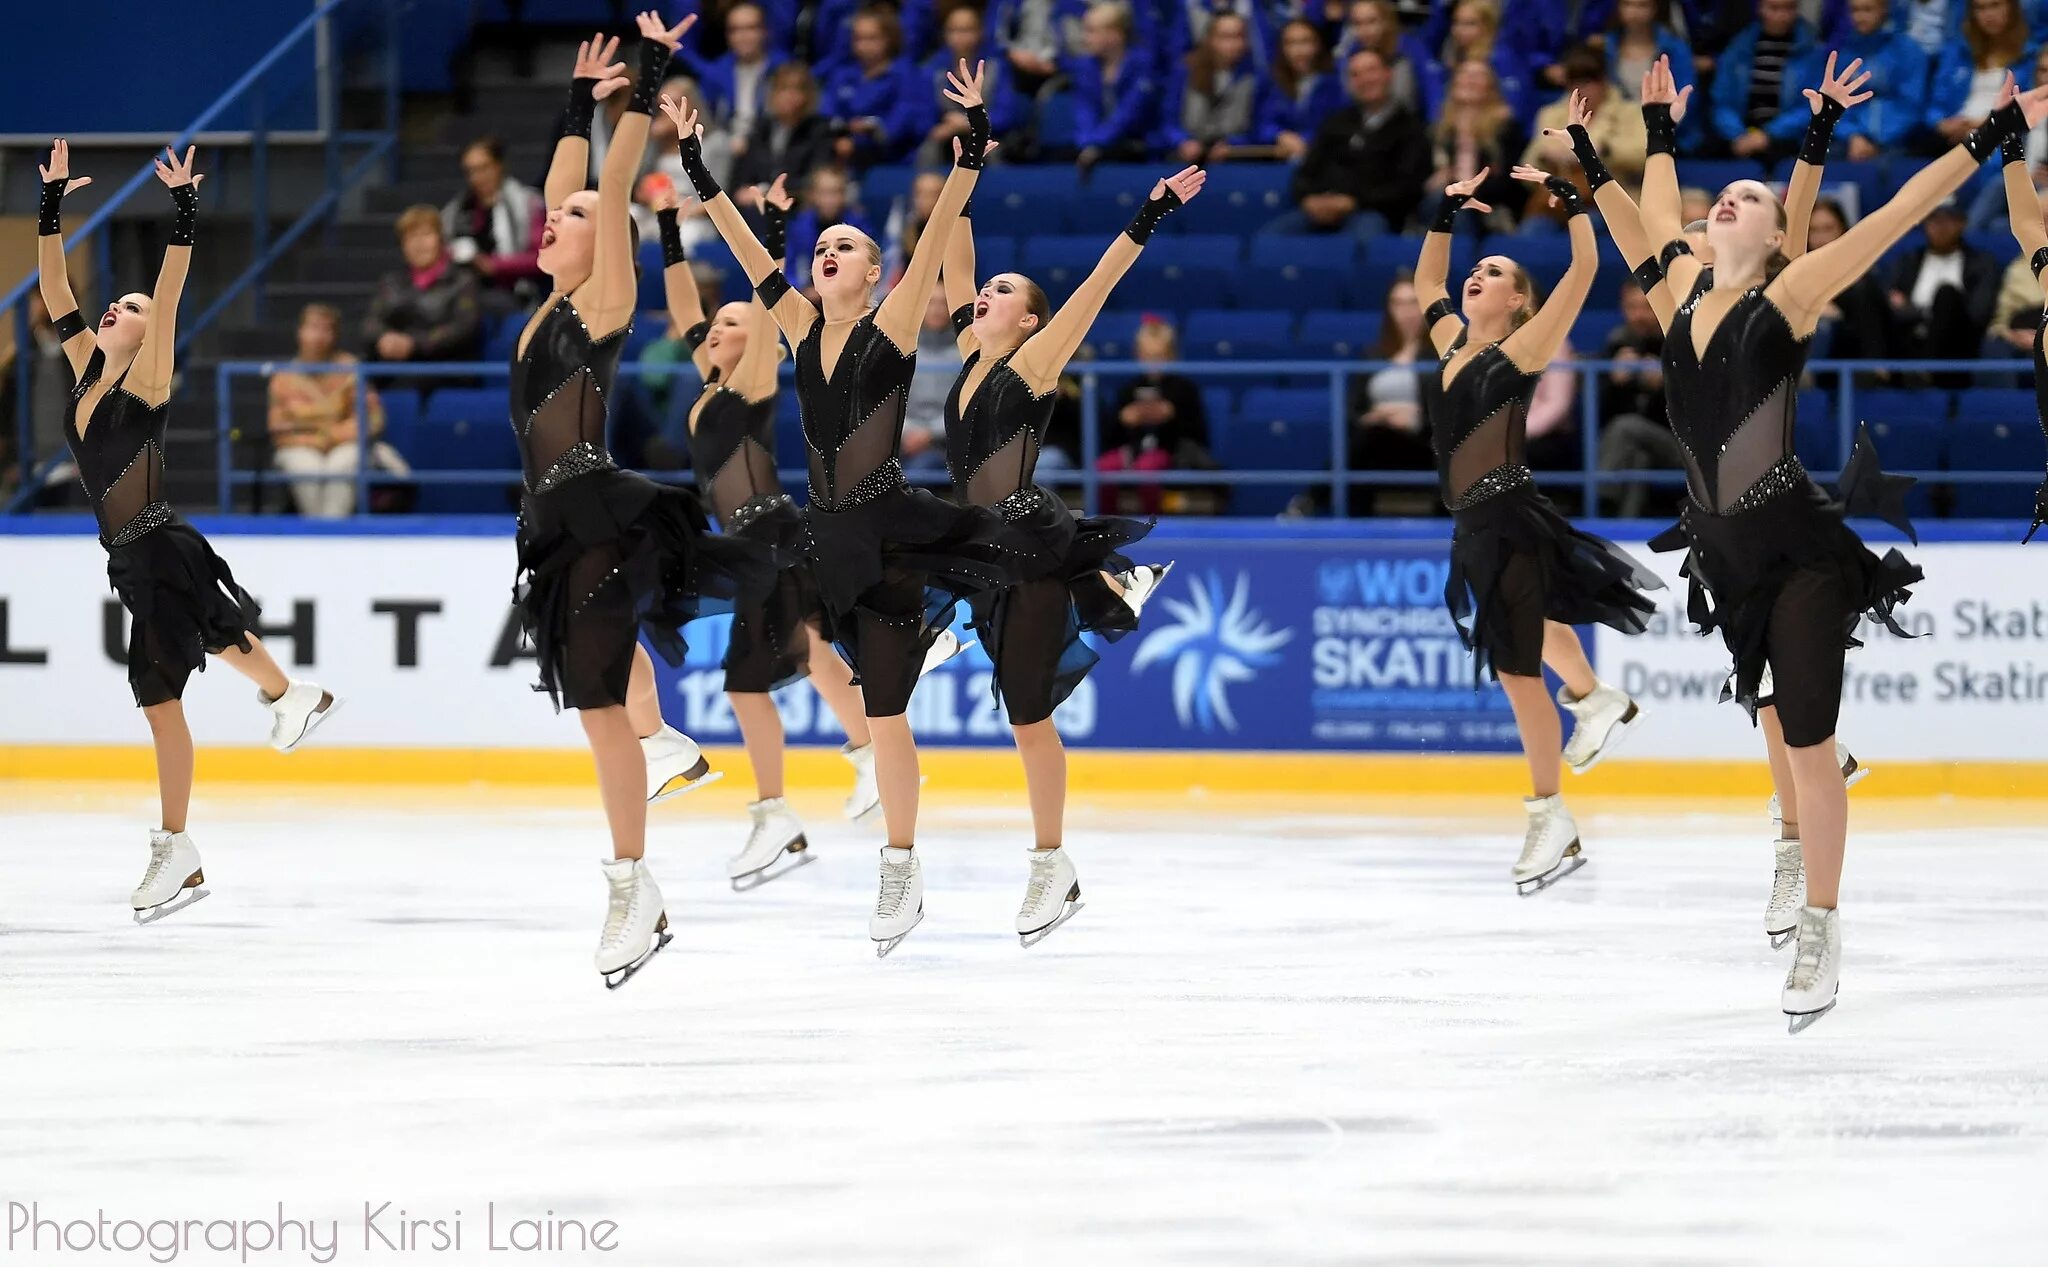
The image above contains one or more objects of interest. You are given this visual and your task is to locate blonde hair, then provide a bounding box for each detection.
[1505,260,1539,329]
[1444,0,1501,60]
[395,205,442,242]
[1432,58,1511,149]
[1966,0,2027,68]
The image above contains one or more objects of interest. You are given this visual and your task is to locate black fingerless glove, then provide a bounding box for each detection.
[656,205,686,267]
[38,179,65,236]
[676,132,721,200]
[1566,125,1613,191]
[628,39,673,114]
[2003,126,2028,164]
[166,181,198,247]
[955,103,990,169]
[763,200,788,261]
[1800,96,1844,164]
[1124,184,1183,243]
[1964,101,2027,162]
[1644,103,1676,157]
[1431,191,1471,233]
[561,77,599,141]
[1542,174,1588,218]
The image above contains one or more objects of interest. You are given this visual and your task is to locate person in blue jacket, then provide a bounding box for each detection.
[809,0,935,82]
[1834,0,1933,156]
[1602,0,1706,150]
[682,0,800,58]
[1063,0,1161,163]
[676,2,788,130]
[1710,0,1823,158]
[989,0,1099,92]
[1162,11,1281,161]
[1165,0,1282,69]
[1335,0,1434,113]
[1925,0,2036,151]
[1265,17,1351,157]
[1420,0,1535,121]
[920,3,1029,162]
[821,5,935,167]
[783,164,880,291]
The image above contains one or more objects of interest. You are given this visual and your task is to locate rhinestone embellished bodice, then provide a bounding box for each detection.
[1664,272,1816,515]
[510,296,626,495]
[793,311,916,511]
[66,347,171,546]
[943,350,1055,508]
[1423,336,1539,511]
[690,382,787,529]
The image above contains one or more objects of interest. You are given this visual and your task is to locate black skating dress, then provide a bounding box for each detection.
[65,348,259,707]
[510,297,771,710]
[1652,272,1921,746]
[1426,335,1661,682]
[791,311,1034,717]
[943,347,1149,725]
[684,326,820,694]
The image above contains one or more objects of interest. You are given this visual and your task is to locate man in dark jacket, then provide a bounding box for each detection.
[1261,48,1430,238]
[1885,197,2000,381]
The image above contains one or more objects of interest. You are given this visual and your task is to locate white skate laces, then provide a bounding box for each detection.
[1016,847,1082,944]
[1783,905,1841,1031]
[600,869,641,953]
[1513,795,1584,894]
[139,835,177,892]
[875,853,917,920]
[1767,839,1805,944]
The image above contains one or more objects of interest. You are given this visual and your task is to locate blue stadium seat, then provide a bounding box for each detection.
[1946,418,2044,518]
[1115,260,1236,312]
[1684,159,1772,197]
[1141,234,1243,267]
[856,166,915,210]
[624,314,670,361]
[1219,387,1335,514]
[1225,260,1350,310]
[1036,90,1078,151]
[972,233,1020,279]
[1500,234,1574,295]
[1200,386,1238,431]
[1183,309,1293,359]
[1078,310,1147,360]
[1021,235,1110,299]
[773,391,806,495]
[636,240,667,311]
[1298,310,1383,359]
[1571,308,1620,357]
[1248,235,1357,271]
[1856,388,1950,428]
[482,312,522,363]
[1863,417,1943,518]
[416,387,521,513]
[376,389,421,458]
[1792,388,1839,469]
[1177,164,1291,235]
[1966,227,2021,268]
[1953,387,2038,425]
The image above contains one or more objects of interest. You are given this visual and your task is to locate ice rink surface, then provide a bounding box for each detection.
[4,779,2047,1266]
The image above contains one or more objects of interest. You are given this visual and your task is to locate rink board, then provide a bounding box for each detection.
[1,517,2042,786]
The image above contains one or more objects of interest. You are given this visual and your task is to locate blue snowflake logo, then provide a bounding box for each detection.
[1131,570,1293,732]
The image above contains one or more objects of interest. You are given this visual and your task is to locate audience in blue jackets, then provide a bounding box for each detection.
[1162,10,1280,161]
[1834,0,1931,155]
[1924,0,2033,151]
[821,4,933,168]
[1064,0,1160,163]
[1336,0,1432,113]
[1710,0,1821,157]
[677,1,786,136]
[1420,0,1534,121]
[919,3,1029,164]
[1267,17,1351,158]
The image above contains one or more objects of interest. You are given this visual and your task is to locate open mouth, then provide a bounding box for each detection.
[101,312,118,329]
[1464,282,1482,298]
[541,227,557,248]
[820,257,839,279]
[974,300,989,318]
[1714,208,1737,223]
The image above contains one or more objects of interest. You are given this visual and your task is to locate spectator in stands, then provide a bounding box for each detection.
[680,1,786,135]
[1525,46,1648,223]
[822,5,933,168]
[1102,315,1211,515]
[269,303,410,519]
[733,64,834,190]
[1835,0,1932,156]
[1424,0,1533,120]
[1346,271,1435,513]
[1968,41,2048,227]
[1066,0,1161,165]
[1336,0,1428,111]
[1522,333,1582,476]
[1601,0,1703,147]
[1681,185,1713,225]
[810,0,934,81]
[1805,195,1895,362]
[883,169,947,283]
[645,73,732,192]
[363,206,483,376]
[1265,48,1432,235]
[1886,197,2000,377]
[1926,0,2032,152]
[1166,0,1279,68]
[922,4,1028,164]
[784,165,877,290]
[991,0,1091,94]
[442,137,544,309]
[1163,11,1281,162]
[690,0,799,58]
[1593,280,1682,517]
[1422,60,1527,231]
[1710,0,1820,159]
[903,283,957,471]
[1267,18,1349,158]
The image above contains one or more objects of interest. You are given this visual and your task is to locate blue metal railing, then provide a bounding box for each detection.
[204,356,2048,519]
[5,0,400,512]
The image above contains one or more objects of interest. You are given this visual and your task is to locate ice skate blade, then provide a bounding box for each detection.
[849,774,928,823]
[1124,560,1176,620]
[729,842,815,892]
[133,886,209,925]
[1842,757,1870,788]
[873,908,924,958]
[602,916,674,990]
[1515,846,1586,896]
[920,636,975,677]
[649,761,724,804]
[1019,899,1085,948]
[277,694,344,754]
[1768,927,1797,950]
[1785,996,1837,1034]
[1568,703,1642,775]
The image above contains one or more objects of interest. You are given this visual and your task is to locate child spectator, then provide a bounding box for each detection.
[1266,18,1350,158]
[1162,11,1281,163]
[1064,0,1162,165]
[822,4,934,168]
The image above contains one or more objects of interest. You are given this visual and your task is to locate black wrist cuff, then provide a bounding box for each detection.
[562,78,599,140]
[1124,186,1183,243]
[1660,238,1694,269]
[763,202,787,261]
[1631,257,1665,292]
[1431,192,1471,233]
[628,40,672,114]
[167,183,198,246]
[756,270,792,309]
[1964,101,2027,162]
[1567,125,1613,190]
[677,136,721,200]
[2004,127,2028,164]
[1644,103,1676,157]
[1423,297,1458,327]
[657,207,686,266]
[1545,174,1588,218]
[38,180,65,235]
[2032,246,2048,277]
[956,104,990,169]
[951,303,975,335]
[52,310,87,342]
[1800,96,1843,164]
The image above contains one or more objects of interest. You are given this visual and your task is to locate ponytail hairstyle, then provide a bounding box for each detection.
[1506,259,1540,329]
[1017,275,1052,332]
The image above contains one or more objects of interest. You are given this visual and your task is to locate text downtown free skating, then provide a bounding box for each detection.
[6,1202,620,1262]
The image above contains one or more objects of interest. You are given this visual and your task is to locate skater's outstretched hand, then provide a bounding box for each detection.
[1442,167,1492,215]
[1805,51,1873,115]
[635,8,696,50]
[942,59,985,112]
[39,139,92,196]
[154,144,203,190]
[1151,164,1205,204]
[572,34,625,85]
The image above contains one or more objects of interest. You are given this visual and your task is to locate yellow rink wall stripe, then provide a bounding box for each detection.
[2,745,2044,799]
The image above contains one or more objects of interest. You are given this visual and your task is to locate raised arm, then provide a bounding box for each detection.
[664,93,819,345]
[1784,53,1872,261]
[546,35,622,207]
[1638,57,1698,300]
[725,184,791,403]
[1500,168,1597,371]
[654,199,710,374]
[1415,171,1492,356]
[35,140,97,375]
[941,162,980,359]
[584,14,692,337]
[1774,86,2048,334]
[2003,133,2048,297]
[128,148,201,407]
[1552,94,1675,326]
[873,59,989,352]
[1014,167,1203,393]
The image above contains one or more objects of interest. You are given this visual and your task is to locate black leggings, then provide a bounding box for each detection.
[849,569,931,718]
[1488,550,1547,679]
[1761,565,1852,749]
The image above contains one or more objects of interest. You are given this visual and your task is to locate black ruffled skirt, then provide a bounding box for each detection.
[966,485,1152,725]
[514,467,777,711]
[1446,484,1663,683]
[721,495,825,694]
[106,516,260,708]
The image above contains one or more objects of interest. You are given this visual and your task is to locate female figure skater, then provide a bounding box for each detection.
[37,141,338,921]
[667,63,1029,956]
[1633,55,2048,1027]
[1997,126,2048,540]
[651,181,919,888]
[511,17,768,988]
[936,163,1199,944]
[1414,163,1662,896]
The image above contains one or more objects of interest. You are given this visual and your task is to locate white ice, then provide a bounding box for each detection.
[3,782,2047,1265]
